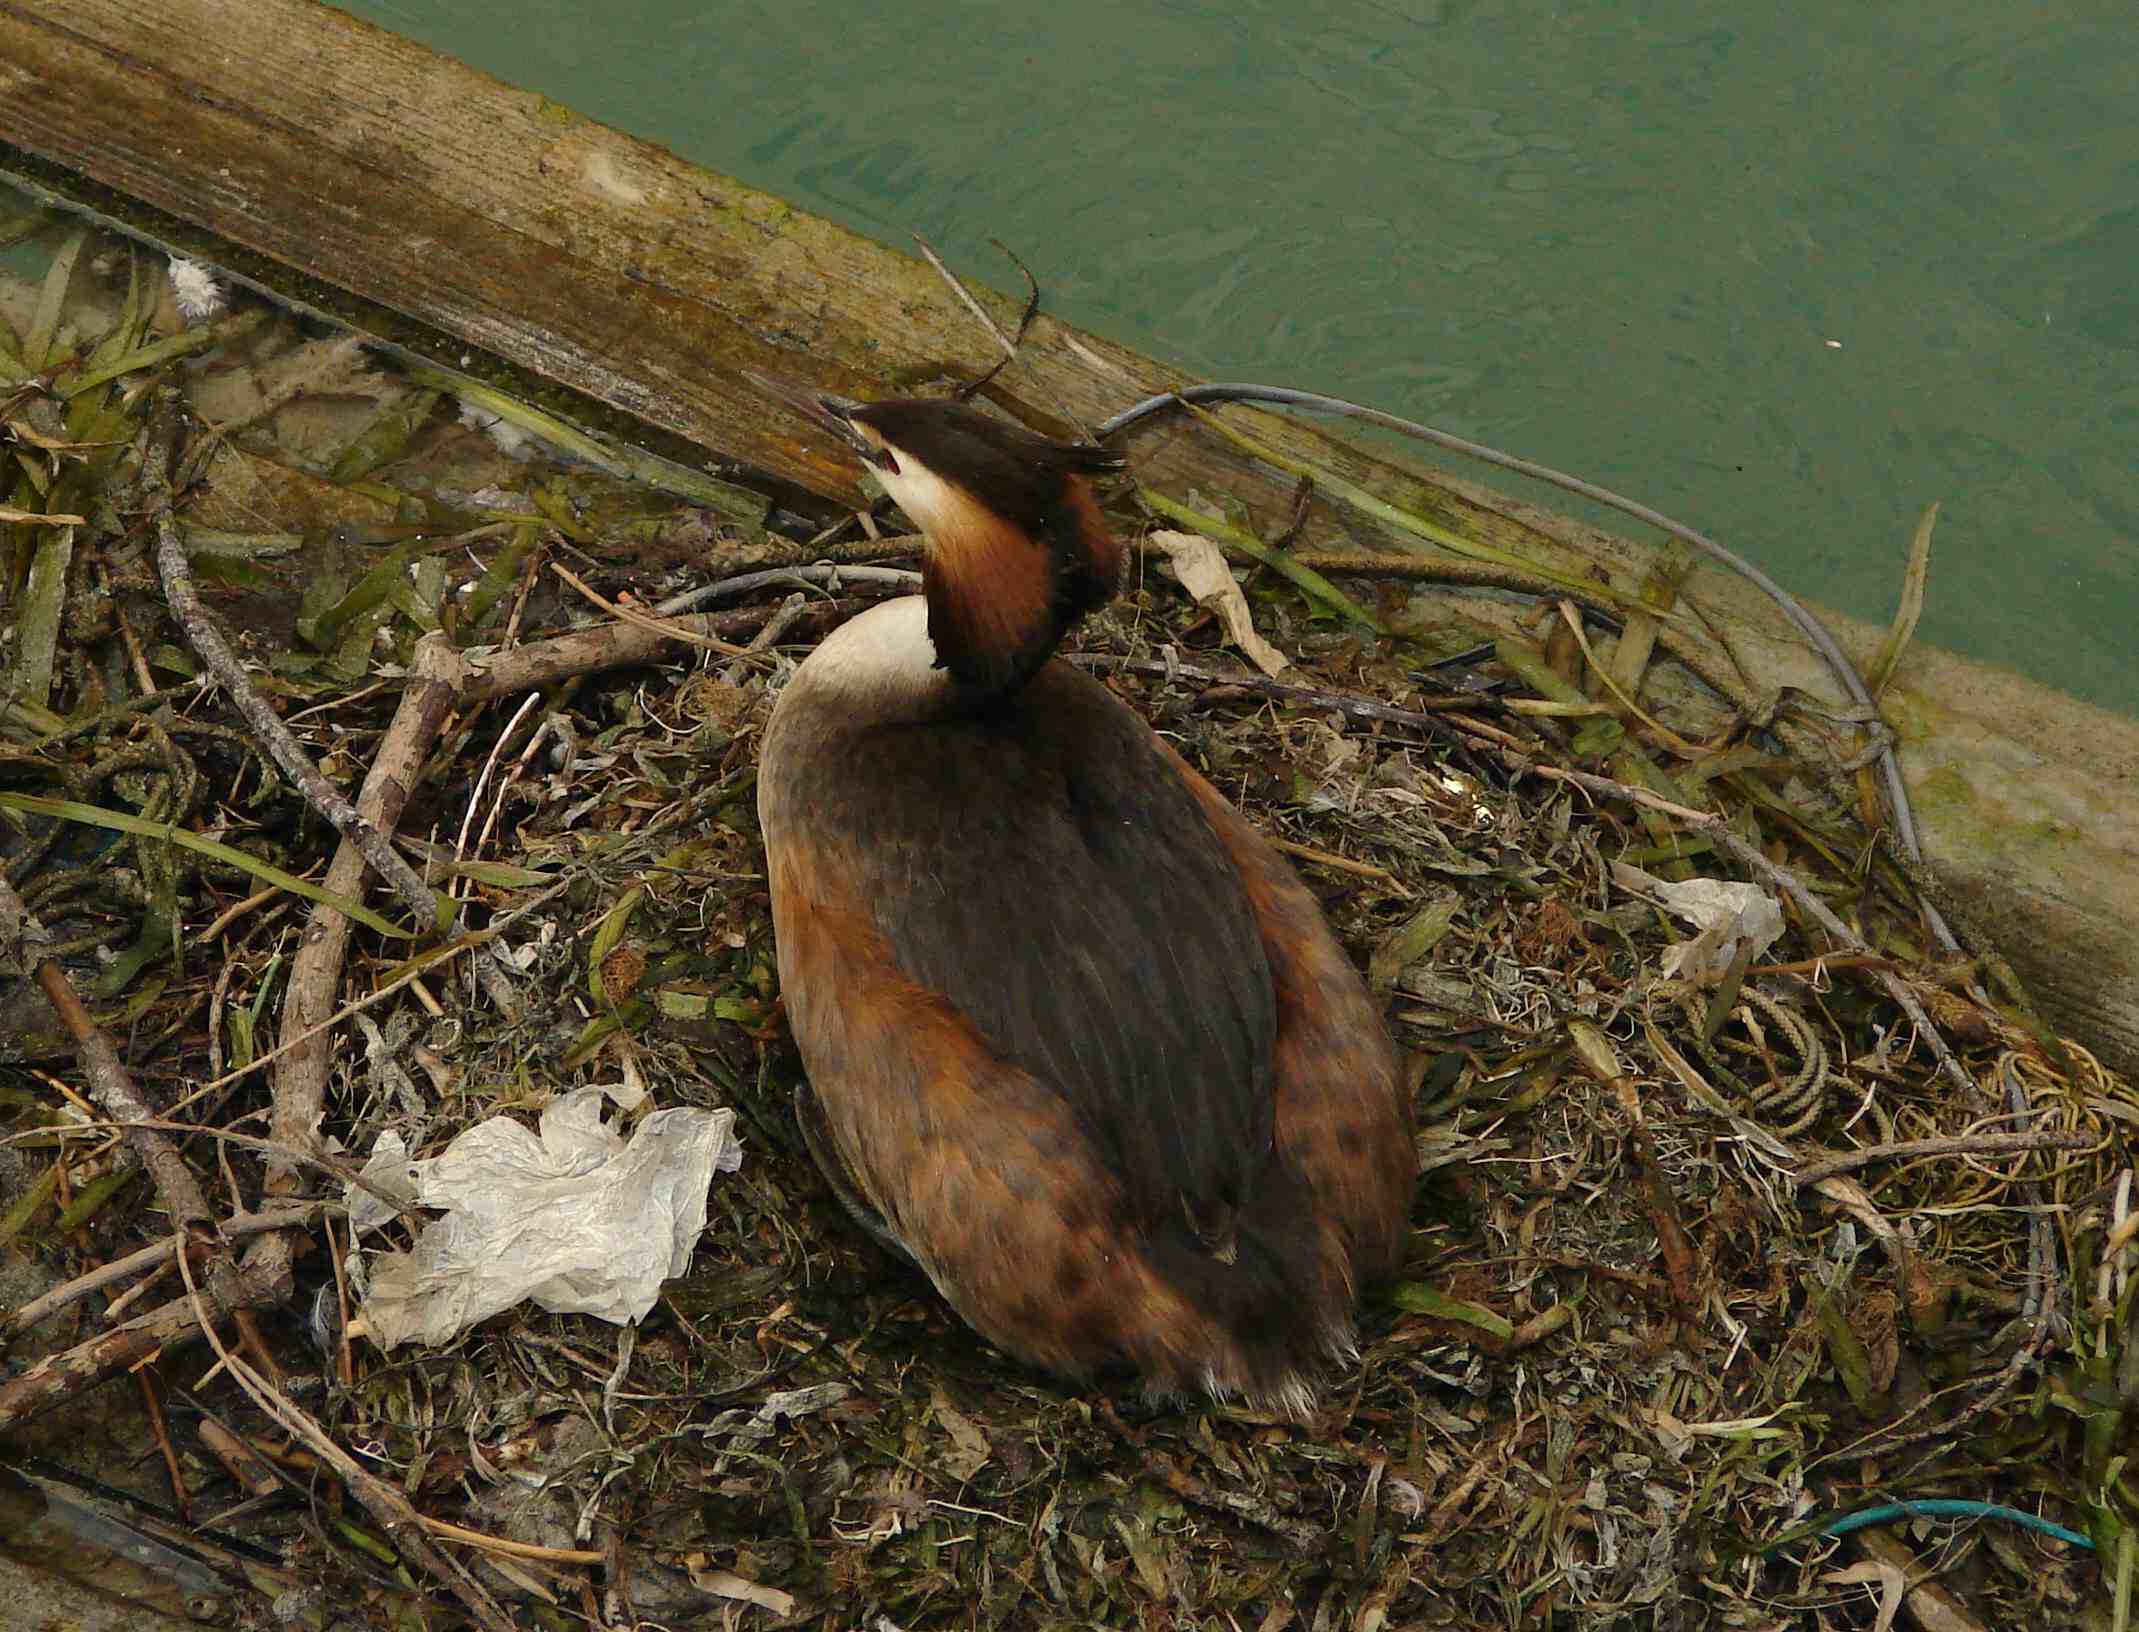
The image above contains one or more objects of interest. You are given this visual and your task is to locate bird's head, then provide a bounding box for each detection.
[748,371,1126,695]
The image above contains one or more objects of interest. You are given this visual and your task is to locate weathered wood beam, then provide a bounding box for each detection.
[0,0,1584,582]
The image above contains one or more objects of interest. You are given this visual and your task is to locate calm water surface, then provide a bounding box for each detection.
[351,0,2137,713]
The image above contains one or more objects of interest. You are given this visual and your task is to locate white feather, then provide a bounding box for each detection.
[166,257,226,322]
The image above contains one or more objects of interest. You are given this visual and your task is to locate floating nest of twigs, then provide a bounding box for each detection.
[0,207,2129,1631]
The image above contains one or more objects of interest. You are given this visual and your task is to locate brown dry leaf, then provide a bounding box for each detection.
[930,1387,993,1481]
[0,506,87,526]
[686,1562,797,1617]
[1150,527,1292,678]
[1823,1558,1905,1632]
[1851,1531,1994,1632]
[1866,501,1938,698]
[1853,1288,1901,1395]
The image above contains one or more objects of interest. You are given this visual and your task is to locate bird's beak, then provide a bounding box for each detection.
[741,369,873,458]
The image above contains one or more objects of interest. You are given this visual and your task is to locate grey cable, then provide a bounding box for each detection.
[1099,383,1954,951]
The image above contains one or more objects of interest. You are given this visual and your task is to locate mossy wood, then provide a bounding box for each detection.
[2,0,2134,1073]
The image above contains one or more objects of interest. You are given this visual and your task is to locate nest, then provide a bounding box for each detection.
[0,205,2128,1631]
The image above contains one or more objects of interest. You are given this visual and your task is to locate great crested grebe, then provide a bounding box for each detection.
[749,373,1414,1413]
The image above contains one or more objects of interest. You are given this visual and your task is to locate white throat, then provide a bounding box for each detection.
[869,456,966,538]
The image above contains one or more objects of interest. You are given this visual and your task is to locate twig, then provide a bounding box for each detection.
[6,1119,408,1215]
[173,1236,520,1631]
[101,1252,180,1322]
[0,1250,291,1431]
[1530,763,1978,1098]
[549,561,752,655]
[1069,651,1502,750]
[136,1370,189,1515]
[654,560,919,613]
[267,632,466,1196]
[461,596,876,705]
[452,689,540,879]
[158,885,567,1118]
[0,1204,323,1338]
[1747,954,1900,978]
[719,591,810,685]
[989,240,1046,320]
[196,1414,282,1498]
[416,1516,603,1565]
[1266,836,1410,890]
[914,235,1019,370]
[144,391,443,936]
[1794,1130,2095,1187]
[0,873,251,1319]
[250,585,851,1189]
[912,234,1090,438]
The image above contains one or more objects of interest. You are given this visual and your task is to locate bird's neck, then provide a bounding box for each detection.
[897,468,1121,696]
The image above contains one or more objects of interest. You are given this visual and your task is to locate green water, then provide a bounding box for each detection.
[353,0,2137,712]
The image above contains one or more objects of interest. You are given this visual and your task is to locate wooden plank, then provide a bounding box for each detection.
[3,0,2136,1076]
[0,0,1576,572]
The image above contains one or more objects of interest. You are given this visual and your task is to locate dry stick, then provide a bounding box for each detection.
[914,236,1019,370]
[0,1251,291,1432]
[0,873,248,1323]
[101,1252,179,1322]
[157,887,565,1118]
[715,591,812,687]
[0,592,820,1425]
[171,1241,520,1632]
[459,595,876,706]
[655,561,921,615]
[549,561,753,655]
[1068,651,1506,751]
[268,593,854,1184]
[911,235,1089,438]
[1266,836,1409,889]
[238,594,836,1161]
[136,1368,188,1515]
[266,632,467,1196]
[1793,1131,2095,1188]
[143,391,441,936]
[417,1518,603,1566]
[7,1119,415,1217]
[1,1204,323,1339]
[1529,763,1977,1098]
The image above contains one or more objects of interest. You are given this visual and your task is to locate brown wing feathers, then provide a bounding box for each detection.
[764,664,1398,1402]
[757,390,1411,1403]
[769,844,1256,1390]
[1154,738,1415,1290]
[777,663,1277,1254]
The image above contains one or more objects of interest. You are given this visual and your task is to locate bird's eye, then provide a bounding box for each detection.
[873,448,901,476]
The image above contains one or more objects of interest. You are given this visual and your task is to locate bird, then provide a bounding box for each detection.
[747,371,1414,1415]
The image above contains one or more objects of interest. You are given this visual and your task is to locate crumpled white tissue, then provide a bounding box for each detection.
[1612,862,1785,982]
[347,1087,741,1349]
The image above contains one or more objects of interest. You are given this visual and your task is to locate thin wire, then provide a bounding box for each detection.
[1098,383,1955,953]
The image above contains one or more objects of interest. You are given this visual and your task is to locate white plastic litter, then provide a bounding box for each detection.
[347,1087,741,1349]
[1612,863,1785,982]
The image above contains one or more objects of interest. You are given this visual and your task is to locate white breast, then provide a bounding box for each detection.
[773,594,952,722]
